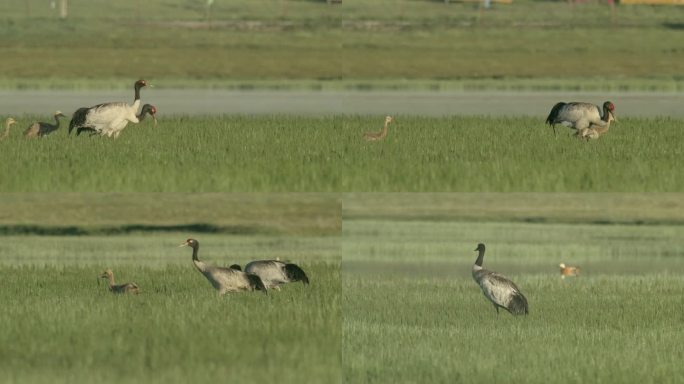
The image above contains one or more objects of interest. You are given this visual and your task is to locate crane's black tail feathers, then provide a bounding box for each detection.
[507,292,529,316]
[69,108,89,135]
[545,102,566,126]
[229,264,242,271]
[285,264,309,285]
[246,273,268,294]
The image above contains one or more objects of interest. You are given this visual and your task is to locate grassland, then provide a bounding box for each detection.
[1,116,682,192]
[342,194,684,383]
[1,0,683,90]
[0,194,341,383]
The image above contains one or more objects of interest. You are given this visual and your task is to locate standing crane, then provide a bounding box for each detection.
[99,269,140,294]
[69,79,150,138]
[0,117,17,141]
[471,243,528,316]
[24,111,66,138]
[363,115,393,142]
[178,238,267,295]
[76,104,157,137]
[231,260,309,290]
[545,101,616,136]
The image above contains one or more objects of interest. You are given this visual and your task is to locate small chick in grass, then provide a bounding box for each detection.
[559,263,580,279]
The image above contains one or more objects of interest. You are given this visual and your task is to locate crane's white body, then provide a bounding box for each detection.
[85,100,141,138]
[550,102,607,131]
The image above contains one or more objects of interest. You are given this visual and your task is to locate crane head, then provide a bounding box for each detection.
[99,269,113,279]
[54,111,66,118]
[5,117,16,126]
[603,101,617,122]
[135,79,149,89]
[385,116,393,124]
[141,104,158,126]
[179,238,198,248]
[474,243,485,252]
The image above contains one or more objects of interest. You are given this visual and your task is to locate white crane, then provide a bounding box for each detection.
[69,79,150,138]
[545,101,616,136]
[178,238,267,295]
[472,243,528,316]
[231,260,309,290]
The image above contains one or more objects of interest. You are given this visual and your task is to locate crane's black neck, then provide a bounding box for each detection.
[602,105,611,122]
[475,248,485,266]
[137,107,149,121]
[134,83,143,101]
[191,244,200,262]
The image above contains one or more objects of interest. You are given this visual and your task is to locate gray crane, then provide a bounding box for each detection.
[178,238,267,295]
[231,260,309,290]
[472,243,528,316]
[545,101,616,136]
[99,269,140,294]
[24,111,66,138]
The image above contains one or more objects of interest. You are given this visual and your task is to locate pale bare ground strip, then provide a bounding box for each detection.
[0,193,341,236]
[2,90,684,117]
[343,193,684,224]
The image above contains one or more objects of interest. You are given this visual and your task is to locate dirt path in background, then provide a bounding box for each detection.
[1,90,682,117]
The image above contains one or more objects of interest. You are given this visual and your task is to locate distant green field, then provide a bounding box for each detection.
[0,260,339,384]
[342,194,684,383]
[0,192,341,383]
[1,0,683,90]
[1,116,682,192]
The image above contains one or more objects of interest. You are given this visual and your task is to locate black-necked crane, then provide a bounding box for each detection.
[99,269,140,294]
[231,260,309,290]
[559,263,580,279]
[545,101,616,136]
[69,79,150,138]
[138,104,158,127]
[472,243,528,316]
[178,238,267,295]
[24,111,66,138]
[0,117,17,141]
[75,103,157,137]
[363,115,393,142]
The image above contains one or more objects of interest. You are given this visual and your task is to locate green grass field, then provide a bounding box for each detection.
[0,194,341,384]
[1,116,682,192]
[1,0,683,90]
[342,194,684,383]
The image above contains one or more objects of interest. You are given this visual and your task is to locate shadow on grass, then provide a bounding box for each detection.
[0,223,269,236]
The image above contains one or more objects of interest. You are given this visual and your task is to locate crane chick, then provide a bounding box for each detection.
[99,269,140,294]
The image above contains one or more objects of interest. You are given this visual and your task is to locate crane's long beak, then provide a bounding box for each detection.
[178,242,188,247]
